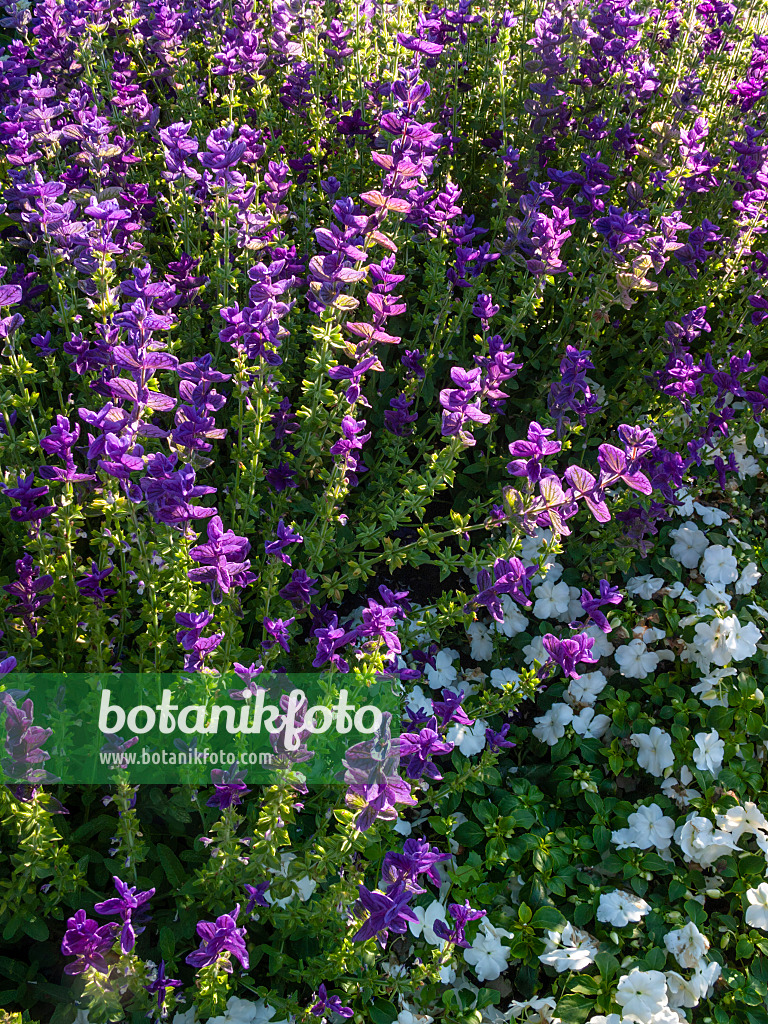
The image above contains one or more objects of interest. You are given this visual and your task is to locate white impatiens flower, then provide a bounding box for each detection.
[532,703,574,745]
[507,998,559,1023]
[615,968,669,1020]
[665,965,720,1009]
[693,502,729,526]
[523,635,548,666]
[700,544,738,586]
[745,883,768,931]
[567,670,609,706]
[661,766,701,809]
[407,685,433,716]
[533,577,571,619]
[692,730,725,775]
[690,618,732,669]
[669,522,709,568]
[597,890,651,927]
[490,594,529,637]
[584,623,615,658]
[408,900,449,947]
[675,814,739,867]
[447,720,487,757]
[631,727,675,777]
[467,621,494,660]
[209,998,288,1024]
[615,639,660,679]
[690,666,736,707]
[663,921,710,969]
[463,921,512,981]
[735,562,762,595]
[490,667,522,692]
[626,803,676,850]
[571,707,611,739]
[716,801,768,840]
[425,649,459,689]
[538,923,598,973]
[724,616,761,661]
[626,575,664,599]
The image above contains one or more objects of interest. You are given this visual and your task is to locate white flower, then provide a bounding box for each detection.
[467,621,494,660]
[745,883,768,931]
[571,707,611,739]
[447,720,487,756]
[615,968,668,1019]
[463,921,511,981]
[735,562,762,595]
[597,890,651,927]
[690,617,735,669]
[533,578,571,619]
[633,624,666,645]
[425,649,459,689]
[508,997,559,1023]
[523,635,548,666]
[716,801,768,840]
[626,575,664,599]
[490,594,529,637]
[520,527,553,562]
[663,921,710,969]
[690,667,735,707]
[664,581,695,602]
[532,703,574,745]
[567,670,609,706]
[692,731,725,775]
[627,803,676,850]
[397,1007,434,1024]
[665,971,703,1009]
[631,727,674,777]
[675,814,739,867]
[693,502,729,526]
[724,616,761,661]
[409,900,449,947]
[209,998,288,1024]
[669,522,709,568]
[660,766,701,809]
[538,923,598,972]
[585,623,615,658]
[490,667,522,692]
[700,544,738,585]
[615,640,660,679]
[407,685,432,715]
[172,1012,197,1024]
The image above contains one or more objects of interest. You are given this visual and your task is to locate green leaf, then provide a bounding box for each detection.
[555,993,592,1024]
[454,821,487,848]
[22,917,48,942]
[159,926,176,960]
[531,906,565,930]
[370,1000,400,1024]
[156,844,185,887]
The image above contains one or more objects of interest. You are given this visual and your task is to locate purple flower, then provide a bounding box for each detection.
[313,615,358,674]
[433,900,486,948]
[311,983,354,1018]
[431,688,474,727]
[145,960,182,1017]
[61,909,118,975]
[486,724,516,752]
[185,905,249,972]
[264,519,303,565]
[188,516,256,603]
[244,882,270,912]
[579,580,623,633]
[352,884,419,947]
[279,570,319,608]
[94,875,155,954]
[2,554,53,636]
[262,616,295,653]
[76,561,117,605]
[381,838,450,893]
[207,768,250,810]
[541,633,597,679]
[399,716,454,781]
